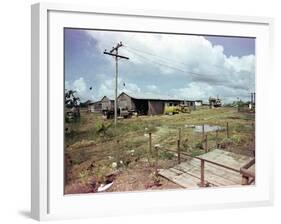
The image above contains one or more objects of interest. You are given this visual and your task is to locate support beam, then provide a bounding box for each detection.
[177,140,181,164]
[202,124,205,141]
[155,145,159,177]
[200,160,205,187]
[149,132,152,155]
[215,130,218,148]
[226,122,229,138]
[205,134,208,153]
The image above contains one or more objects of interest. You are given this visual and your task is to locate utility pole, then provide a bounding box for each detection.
[104,42,129,126]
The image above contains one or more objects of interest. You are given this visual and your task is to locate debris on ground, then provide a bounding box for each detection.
[97,182,114,192]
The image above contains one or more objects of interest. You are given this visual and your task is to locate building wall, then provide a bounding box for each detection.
[101,97,114,111]
[133,99,149,115]
[92,102,102,112]
[148,100,165,115]
[118,93,135,111]
[88,104,94,112]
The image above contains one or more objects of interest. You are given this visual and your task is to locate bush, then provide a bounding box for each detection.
[195,142,203,149]
[159,151,174,160]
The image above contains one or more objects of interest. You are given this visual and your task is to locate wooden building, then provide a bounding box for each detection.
[118,92,196,115]
[88,100,102,112]
[101,96,114,111]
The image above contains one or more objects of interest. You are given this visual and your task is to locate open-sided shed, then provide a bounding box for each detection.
[117,92,196,115]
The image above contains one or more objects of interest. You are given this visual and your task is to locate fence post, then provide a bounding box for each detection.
[155,145,159,177]
[252,122,255,142]
[202,124,205,141]
[178,128,182,146]
[215,130,218,148]
[226,122,229,138]
[149,132,152,155]
[241,175,249,185]
[200,160,205,187]
[116,140,120,168]
[177,140,181,164]
[205,134,208,153]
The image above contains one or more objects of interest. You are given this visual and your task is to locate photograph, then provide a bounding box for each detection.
[64,28,256,194]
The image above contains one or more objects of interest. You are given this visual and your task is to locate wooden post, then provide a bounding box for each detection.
[178,128,182,146]
[200,160,205,187]
[202,124,205,141]
[116,140,120,168]
[155,146,159,177]
[226,122,229,138]
[252,122,255,143]
[241,175,249,185]
[177,140,181,164]
[205,134,208,153]
[215,130,218,148]
[149,132,152,155]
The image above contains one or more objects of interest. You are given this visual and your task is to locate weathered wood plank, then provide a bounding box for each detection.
[158,168,200,188]
[159,149,255,187]
[198,149,253,170]
[175,162,239,186]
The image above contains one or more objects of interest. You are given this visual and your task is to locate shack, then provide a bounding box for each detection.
[118,92,196,115]
[101,96,114,111]
[88,100,102,112]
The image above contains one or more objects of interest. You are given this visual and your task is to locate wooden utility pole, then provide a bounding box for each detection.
[104,42,129,126]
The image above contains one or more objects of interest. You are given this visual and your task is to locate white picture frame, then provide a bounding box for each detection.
[31,2,274,221]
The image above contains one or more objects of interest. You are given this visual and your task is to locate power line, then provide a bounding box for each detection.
[125,44,232,73]
[124,47,223,83]
[124,45,253,92]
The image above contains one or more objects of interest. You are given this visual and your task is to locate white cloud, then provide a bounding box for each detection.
[84,31,255,103]
[66,77,94,101]
[146,85,158,92]
[73,77,87,94]
[169,82,214,101]
[97,78,141,100]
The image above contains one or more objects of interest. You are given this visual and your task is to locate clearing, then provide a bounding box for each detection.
[64,106,255,194]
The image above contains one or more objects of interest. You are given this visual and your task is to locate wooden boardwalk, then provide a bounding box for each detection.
[159,149,254,188]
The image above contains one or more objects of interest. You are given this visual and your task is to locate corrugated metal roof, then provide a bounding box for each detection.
[118,92,196,102]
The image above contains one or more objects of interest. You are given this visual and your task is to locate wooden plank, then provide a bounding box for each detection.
[175,161,239,186]
[159,149,255,188]
[173,173,200,188]
[158,168,200,188]
[198,149,253,170]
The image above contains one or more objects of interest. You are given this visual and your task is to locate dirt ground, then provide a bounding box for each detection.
[64,106,255,194]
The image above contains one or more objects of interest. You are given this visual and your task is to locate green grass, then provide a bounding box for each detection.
[65,107,255,187]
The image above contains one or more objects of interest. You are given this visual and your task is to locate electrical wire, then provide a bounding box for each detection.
[123,44,253,92]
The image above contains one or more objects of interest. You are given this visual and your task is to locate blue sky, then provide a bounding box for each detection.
[64,29,255,103]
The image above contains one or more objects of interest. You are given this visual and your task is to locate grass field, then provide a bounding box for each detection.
[64,106,255,194]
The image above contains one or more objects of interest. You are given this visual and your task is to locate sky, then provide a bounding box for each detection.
[64,29,255,104]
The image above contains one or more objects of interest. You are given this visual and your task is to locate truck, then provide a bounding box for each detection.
[164,103,191,115]
[102,107,132,119]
